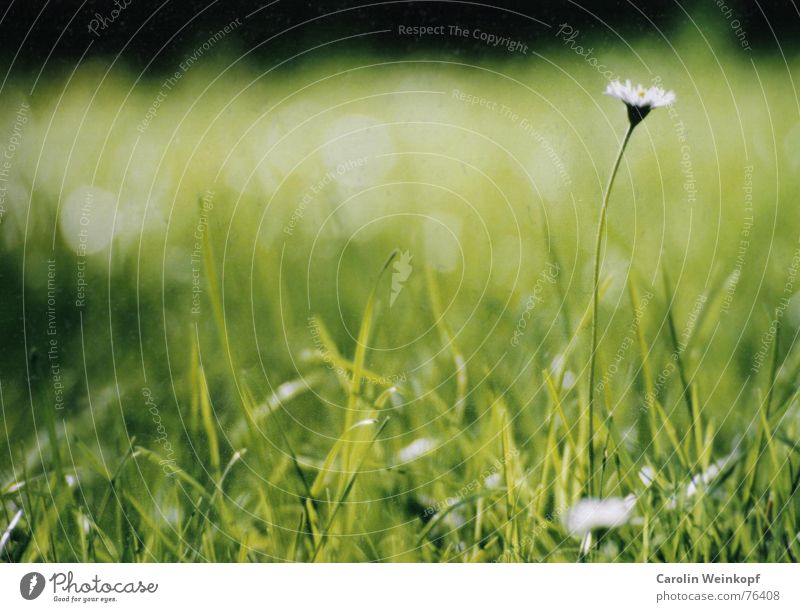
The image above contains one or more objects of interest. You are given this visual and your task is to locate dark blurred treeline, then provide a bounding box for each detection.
[0,0,796,74]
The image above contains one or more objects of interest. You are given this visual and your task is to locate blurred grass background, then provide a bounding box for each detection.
[1,5,800,561]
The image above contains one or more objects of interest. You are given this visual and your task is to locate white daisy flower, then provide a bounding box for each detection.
[562,494,636,538]
[605,79,675,125]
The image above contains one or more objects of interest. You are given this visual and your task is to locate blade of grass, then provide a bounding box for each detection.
[311,417,389,561]
[197,364,221,479]
[662,271,700,458]
[426,267,467,420]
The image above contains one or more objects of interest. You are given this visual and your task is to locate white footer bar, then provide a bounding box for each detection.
[1,563,798,611]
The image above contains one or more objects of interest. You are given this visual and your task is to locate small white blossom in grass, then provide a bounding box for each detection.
[562,494,637,538]
[0,509,23,554]
[685,462,722,498]
[6,481,24,493]
[580,531,592,556]
[443,510,467,530]
[638,465,655,487]
[396,437,437,463]
[684,453,736,497]
[605,79,676,126]
[484,472,502,489]
[550,354,576,390]
[667,453,738,508]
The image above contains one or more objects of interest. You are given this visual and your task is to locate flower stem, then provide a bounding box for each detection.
[587,122,634,497]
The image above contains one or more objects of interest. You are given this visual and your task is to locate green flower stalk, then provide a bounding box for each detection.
[586,80,676,496]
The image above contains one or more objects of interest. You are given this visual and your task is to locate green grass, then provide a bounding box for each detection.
[2,36,800,562]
